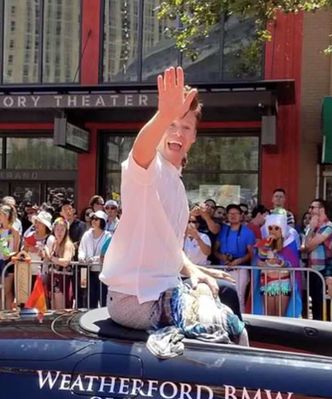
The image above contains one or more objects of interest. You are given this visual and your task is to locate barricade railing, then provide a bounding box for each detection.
[0,260,106,312]
[0,260,331,321]
[205,264,330,321]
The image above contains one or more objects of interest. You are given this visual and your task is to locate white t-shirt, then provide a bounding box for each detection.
[183,233,211,266]
[78,228,111,271]
[29,235,55,275]
[100,151,189,303]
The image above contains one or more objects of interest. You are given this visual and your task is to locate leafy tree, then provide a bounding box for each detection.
[158,0,332,60]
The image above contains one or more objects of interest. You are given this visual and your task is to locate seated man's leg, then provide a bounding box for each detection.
[216,279,242,321]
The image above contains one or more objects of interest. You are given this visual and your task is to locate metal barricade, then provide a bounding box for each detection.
[0,260,107,311]
[205,264,331,321]
[1,260,331,321]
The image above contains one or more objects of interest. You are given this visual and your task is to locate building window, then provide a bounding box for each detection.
[141,0,178,82]
[3,0,41,83]
[43,0,80,83]
[101,133,259,206]
[102,0,140,82]
[6,137,77,170]
[102,0,263,83]
[2,0,81,84]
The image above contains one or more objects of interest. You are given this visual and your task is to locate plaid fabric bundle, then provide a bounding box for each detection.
[155,283,245,343]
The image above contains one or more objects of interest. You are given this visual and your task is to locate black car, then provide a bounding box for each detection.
[0,308,331,399]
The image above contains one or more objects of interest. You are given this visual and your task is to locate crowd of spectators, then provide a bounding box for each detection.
[184,188,332,320]
[0,187,331,321]
[0,194,120,310]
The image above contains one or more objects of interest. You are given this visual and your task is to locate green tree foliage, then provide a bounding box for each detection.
[158,0,332,59]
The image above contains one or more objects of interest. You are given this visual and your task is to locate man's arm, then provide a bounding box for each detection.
[191,205,220,234]
[132,67,197,169]
[304,229,331,253]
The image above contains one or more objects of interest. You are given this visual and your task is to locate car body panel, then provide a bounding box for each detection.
[0,309,331,399]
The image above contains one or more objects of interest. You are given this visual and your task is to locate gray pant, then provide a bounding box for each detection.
[107,291,161,330]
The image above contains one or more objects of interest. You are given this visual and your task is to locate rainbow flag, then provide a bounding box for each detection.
[25,274,47,317]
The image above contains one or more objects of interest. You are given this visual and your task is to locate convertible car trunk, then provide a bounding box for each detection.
[244,314,332,357]
[79,308,332,358]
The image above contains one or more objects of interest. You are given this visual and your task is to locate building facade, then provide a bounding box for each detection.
[0,0,329,222]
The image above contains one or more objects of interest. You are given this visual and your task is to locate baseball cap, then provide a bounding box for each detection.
[90,210,108,222]
[105,199,118,208]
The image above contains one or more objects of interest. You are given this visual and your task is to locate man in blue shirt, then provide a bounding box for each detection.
[214,204,256,312]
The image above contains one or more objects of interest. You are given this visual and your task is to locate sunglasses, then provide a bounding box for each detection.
[90,216,100,221]
[268,225,280,231]
[106,206,117,210]
[189,220,197,223]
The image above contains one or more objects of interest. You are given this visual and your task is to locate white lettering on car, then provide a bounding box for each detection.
[36,370,294,399]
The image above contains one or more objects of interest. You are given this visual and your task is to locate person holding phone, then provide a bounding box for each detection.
[303,198,332,320]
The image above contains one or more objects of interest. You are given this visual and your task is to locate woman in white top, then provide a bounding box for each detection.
[0,204,20,309]
[184,216,211,265]
[22,211,55,286]
[78,210,111,308]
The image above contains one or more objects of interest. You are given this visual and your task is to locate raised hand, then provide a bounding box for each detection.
[157,66,197,124]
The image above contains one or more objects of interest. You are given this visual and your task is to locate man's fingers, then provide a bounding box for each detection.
[165,67,175,90]
[207,278,219,298]
[190,275,198,290]
[176,66,184,88]
[157,74,165,94]
[223,275,236,283]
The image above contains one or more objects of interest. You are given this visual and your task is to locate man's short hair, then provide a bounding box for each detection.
[185,85,202,123]
[204,198,216,207]
[226,204,243,214]
[252,204,269,219]
[273,188,286,195]
[60,199,74,209]
[312,198,328,210]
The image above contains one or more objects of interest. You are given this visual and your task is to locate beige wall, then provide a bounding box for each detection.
[299,10,332,218]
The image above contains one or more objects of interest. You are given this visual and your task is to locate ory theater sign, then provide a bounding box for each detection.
[0,93,156,109]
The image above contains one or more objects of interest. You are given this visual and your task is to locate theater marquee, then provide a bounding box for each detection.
[0,93,156,109]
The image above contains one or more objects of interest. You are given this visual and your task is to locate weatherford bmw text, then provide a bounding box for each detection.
[37,370,294,399]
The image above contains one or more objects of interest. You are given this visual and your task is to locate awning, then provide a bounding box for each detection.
[0,80,295,124]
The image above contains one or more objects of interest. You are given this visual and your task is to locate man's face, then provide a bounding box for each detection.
[309,201,322,217]
[214,207,226,222]
[257,211,268,227]
[204,200,216,216]
[105,204,118,219]
[60,204,74,220]
[158,111,197,168]
[227,208,242,225]
[272,191,285,208]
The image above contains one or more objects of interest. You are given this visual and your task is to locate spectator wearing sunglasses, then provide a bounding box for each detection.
[252,213,302,317]
[104,200,120,235]
[89,195,105,213]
